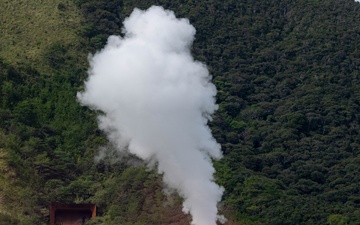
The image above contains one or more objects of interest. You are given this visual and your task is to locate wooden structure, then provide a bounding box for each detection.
[50,203,96,225]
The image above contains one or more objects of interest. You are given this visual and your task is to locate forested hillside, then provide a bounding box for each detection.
[1,0,360,224]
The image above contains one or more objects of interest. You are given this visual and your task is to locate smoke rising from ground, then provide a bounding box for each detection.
[77,6,225,225]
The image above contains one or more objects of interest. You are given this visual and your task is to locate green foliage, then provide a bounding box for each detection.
[0,10,100,222]
[75,0,123,50]
[44,43,68,68]
[0,0,83,73]
[0,213,19,225]
[328,214,349,225]
[2,0,360,224]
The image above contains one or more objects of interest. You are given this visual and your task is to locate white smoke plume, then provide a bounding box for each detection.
[77,6,225,225]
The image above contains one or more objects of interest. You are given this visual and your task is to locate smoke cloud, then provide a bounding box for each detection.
[77,6,225,225]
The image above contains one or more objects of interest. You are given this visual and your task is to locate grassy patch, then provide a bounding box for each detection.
[0,0,84,72]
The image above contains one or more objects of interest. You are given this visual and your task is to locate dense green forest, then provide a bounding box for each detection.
[1,0,360,224]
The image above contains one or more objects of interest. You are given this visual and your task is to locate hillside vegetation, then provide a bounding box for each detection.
[1,0,360,224]
[0,0,84,72]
